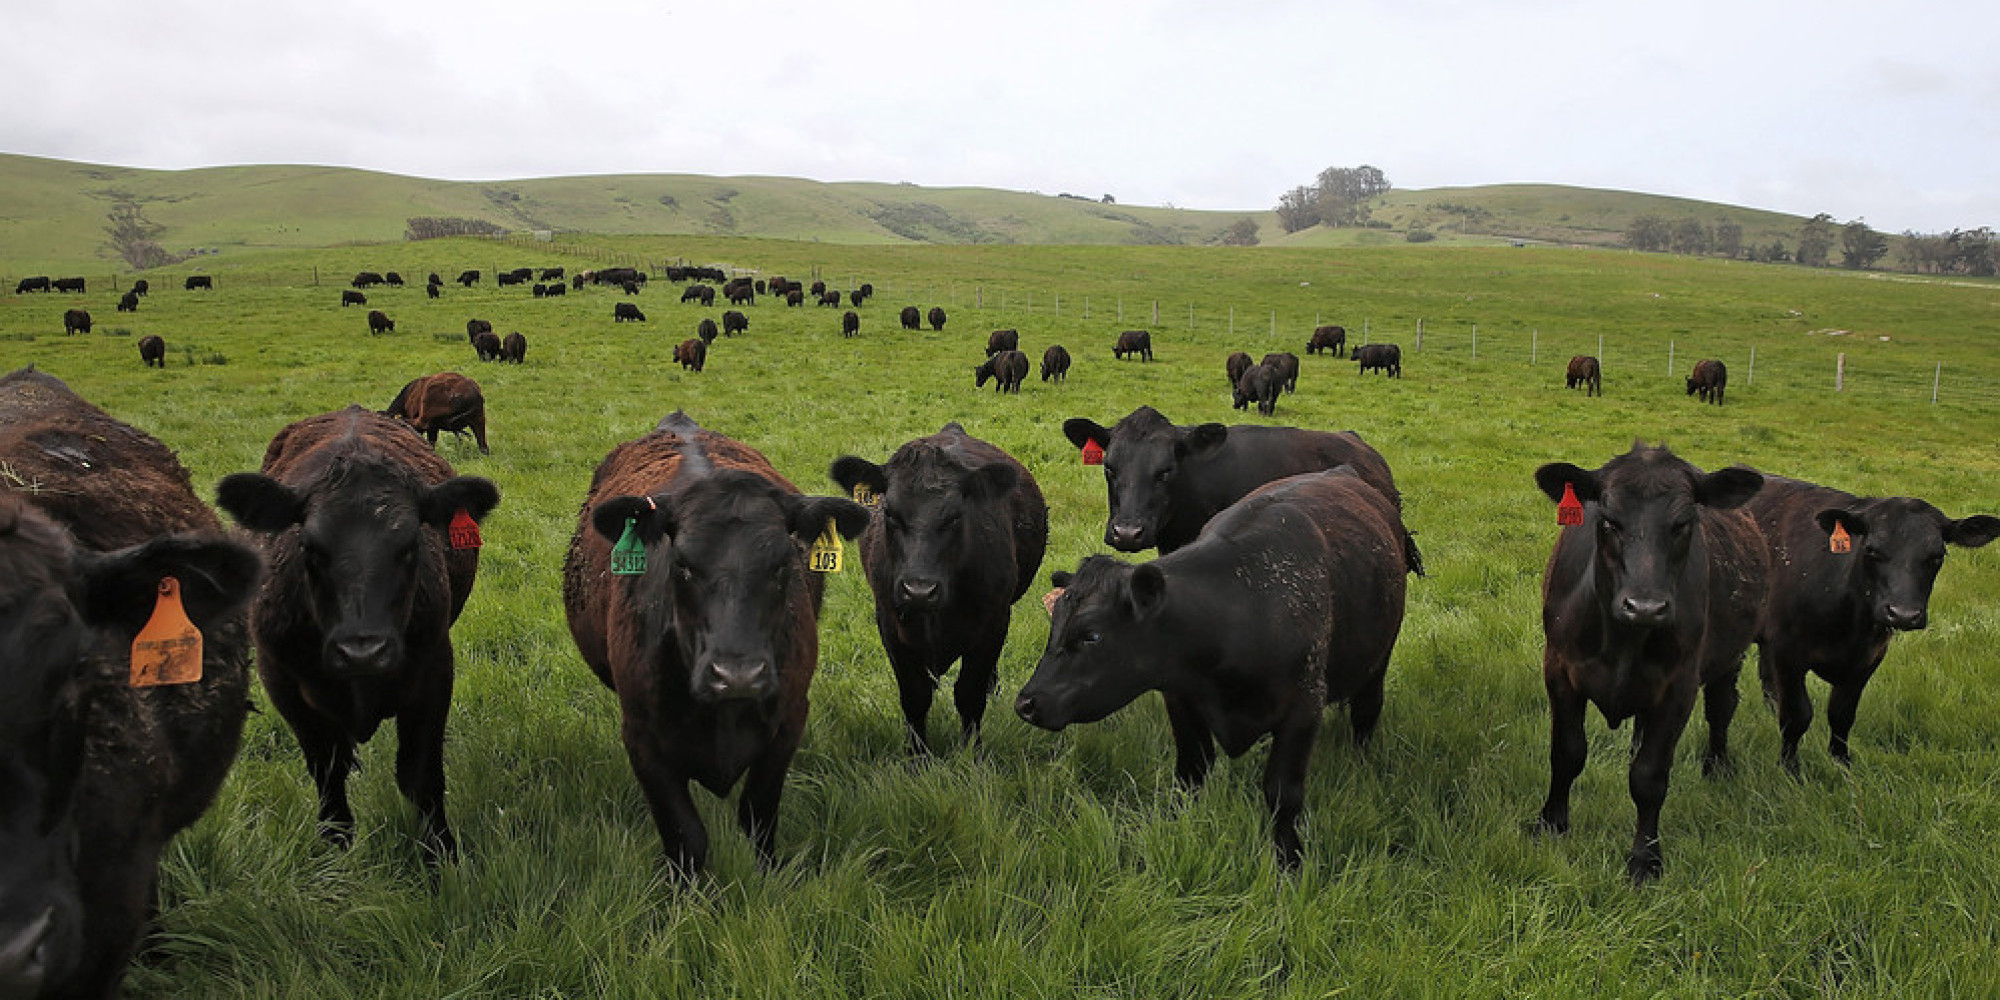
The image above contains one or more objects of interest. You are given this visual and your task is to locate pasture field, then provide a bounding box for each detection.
[3,239,1999,998]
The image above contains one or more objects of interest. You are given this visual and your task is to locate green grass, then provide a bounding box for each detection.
[3,238,1998,998]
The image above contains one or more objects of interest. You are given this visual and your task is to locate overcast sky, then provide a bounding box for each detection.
[5,0,1995,234]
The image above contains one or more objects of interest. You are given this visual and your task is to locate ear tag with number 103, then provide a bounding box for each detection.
[809,519,843,573]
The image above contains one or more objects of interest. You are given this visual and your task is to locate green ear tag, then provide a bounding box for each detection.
[611,517,647,575]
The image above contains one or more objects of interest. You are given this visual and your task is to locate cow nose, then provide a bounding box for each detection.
[1013,691,1044,727]
[1617,596,1671,625]
[699,659,774,701]
[1881,604,1928,630]
[331,635,393,671]
[1107,525,1144,550]
[0,908,54,996]
[896,579,941,607]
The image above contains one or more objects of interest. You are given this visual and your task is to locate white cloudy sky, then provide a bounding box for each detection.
[5,0,1995,233]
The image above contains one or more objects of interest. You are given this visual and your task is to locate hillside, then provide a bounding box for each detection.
[0,153,1815,272]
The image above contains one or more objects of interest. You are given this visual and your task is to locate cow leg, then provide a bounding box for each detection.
[1535,660,1588,837]
[881,621,939,755]
[393,662,457,862]
[737,727,803,867]
[622,723,709,874]
[1825,667,1877,766]
[1162,695,1216,789]
[470,410,490,455]
[1627,698,1692,885]
[1347,670,1386,748]
[1765,647,1815,777]
[1262,706,1320,870]
[1700,668,1740,778]
[425,428,440,449]
[952,621,1007,746]
[265,679,359,846]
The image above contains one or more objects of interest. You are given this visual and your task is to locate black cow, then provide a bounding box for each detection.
[130,279,148,296]
[818,290,842,307]
[539,267,565,281]
[465,318,492,342]
[928,307,947,331]
[138,334,166,367]
[428,273,443,286]
[1061,406,1418,574]
[842,311,861,338]
[457,270,480,288]
[427,283,441,300]
[1355,343,1401,377]
[1016,466,1409,868]
[385,272,404,287]
[183,276,212,291]
[1307,325,1346,357]
[342,290,367,307]
[722,310,748,337]
[674,338,707,372]
[63,308,91,335]
[1686,359,1727,405]
[681,285,715,306]
[900,306,922,330]
[217,407,499,860]
[810,280,827,297]
[0,367,261,1000]
[352,271,385,288]
[117,291,139,313]
[471,331,503,361]
[724,279,755,306]
[786,290,805,307]
[542,281,566,297]
[620,281,641,295]
[830,424,1047,753]
[496,270,526,287]
[1566,355,1602,396]
[14,276,50,293]
[52,277,86,293]
[858,282,874,300]
[1225,351,1252,388]
[1746,476,1998,774]
[500,331,526,364]
[1261,351,1299,393]
[367,309,395,335]
[986,329,1019,357]
[562,411,868,872]
[974,350,1029,393]
[614,302,646,323]
[532,284,550,298]
[1113,330,1152,361]
[697,318,719,344]
[1531,445,1767,883]
[1040,344,1071,383]
[1233,363,1280,416]
[849,289,865,308]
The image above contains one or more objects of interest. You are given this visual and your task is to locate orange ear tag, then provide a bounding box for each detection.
[1556,482,1584,526]
[131,576,203,687]
[448,508,482,549]
[1081,439,1104,465]
[1829,522,1852,553]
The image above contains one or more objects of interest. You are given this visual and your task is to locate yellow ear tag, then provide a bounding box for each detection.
[809,519,843,573]
[851,482,879,508]
[131,576,203,687]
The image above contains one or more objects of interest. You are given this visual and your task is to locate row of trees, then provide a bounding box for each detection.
[1625,213,1895,269]
[1275,166,1391,233]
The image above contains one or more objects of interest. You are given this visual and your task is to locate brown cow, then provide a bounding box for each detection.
[63,308,91,335]
[1225,351,1252,389]
[1307,325,1347,357]
[561,411,868,872]
[1686,359,1726,405]
[385,372,490,454]
[674,338,707,372]
[367,309,395,335]
[1114,330,1152,361]
[1566,355,1601,396]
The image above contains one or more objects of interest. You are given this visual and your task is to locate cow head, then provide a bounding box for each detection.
[592,472,867,703]
[1535,445,1762,629]
[973,359,996,388]
[0,500,257,996]
[1064,407,1227,552]
[217,462,498,678]
[830,438,1017,616]
[1014,558,1166,730]
[1815,499,2000,631]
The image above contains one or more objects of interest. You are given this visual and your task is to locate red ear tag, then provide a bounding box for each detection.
[1080,439,1104,465]
[448,509,482,549]
[1556,482,1584,526]
[1829,522,1852,553]
[131,577,203,687]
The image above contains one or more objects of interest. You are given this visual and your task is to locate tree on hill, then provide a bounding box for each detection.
[1840,220,1889,269]
[1273,165,1392,231]
[1211,217,1260,246]
[1795,213,1836,267]
[1712,220,1744,259]
[1625,214,1671,252]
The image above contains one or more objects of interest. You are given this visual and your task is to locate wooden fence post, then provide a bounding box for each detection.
[1415,318,1423,352]
[1532,328,1538,365]
[1933,362,1942,404]
[1747,346,1755,385]
[1668,341,1675,376]
[1836,352,1846,392]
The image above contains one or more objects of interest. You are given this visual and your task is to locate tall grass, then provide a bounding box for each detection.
[3,240,1997,998]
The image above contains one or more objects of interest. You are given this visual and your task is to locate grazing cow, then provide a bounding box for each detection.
[532,284,550,298]
[53,277,86,293]
[613,302,646,323]
[385,272,404,287]
[1355,343,1401,377]
[217,406,499,860]
[63,308,91,335]
[1746,475,1999,774]
[818,290,842,307]
[986,329,1019,357]
[681,285,715,306]
[500,331,526,364]
[130,279,148,296]
[561,411,868,872]
[496,271,525,288]
[1016,466,1409,868]
[766,277,791,297]
[850,289,865,308]
[841,311,861,338]
[974,349,1030,393]
[1113,329,1153,361]
[1233,362,1281,416]
[14,276,50,293]
[786,290,805,307]
[1686,359,1727,405]
[1261,351,1299,393]
[539,267,565,281]
[466,318,492,342]
[620,281,640,296]
[117,291,139,313]
[352,271,385,288]
[1040,344,1071,383]
[724,279,755,305]
[1307,325,1347,357]
[428,273,443,287]
[697,318,719,344]
[183,276,212,291]
[900,306,922,329]
[367,309,395,335]
[1060,406,1417,574]
[1225,350,1252,388]
[1531,445,1767,883]
[138,334,166,367]
[595,267,643,287]
[342,290,367,307]
[427,282,441,300]
[1566,355,1602,396]
[722,310,748,337]
[572,274,585,291]
[385,372,491,454]
[830,425,1048,753]
[674,338,707,372]
[507,267,534,283]
[543,281,566,297]
[858,282,874,300]
[0,367,261,1000]
[928,307,947,331]
[457,270,480,288]
[810,280,827,297]
[471,331,503,362]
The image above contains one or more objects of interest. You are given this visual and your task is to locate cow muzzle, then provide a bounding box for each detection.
[326,632,398,676]
[1105,523,1147,551]
[1878,603,1928,631]
[894,578,943,612]
[696,658,776,702]
[1613,594,1673,627]
[1012,689,1066,731]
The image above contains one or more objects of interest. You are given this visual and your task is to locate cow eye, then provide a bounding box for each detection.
[1598,517,1622,536]
[1672,520,1693,538]
[1153,470,1171,483]
[674,562,696,583]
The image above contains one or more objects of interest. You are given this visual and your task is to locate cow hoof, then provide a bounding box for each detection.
[1526,815,1568,838]
[1701,754,1734,779]
[1626,854,1662,886]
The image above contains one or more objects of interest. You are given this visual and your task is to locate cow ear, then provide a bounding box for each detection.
[74,533,262,637]
[828,456,889,499]
[1695,466,1763,510]
[961,461,1019,502]
[788,496,871,543]
[1945,514,2000,548]
[215,473,305,532]
[1062,418,1110,452]
[1179,424,1229,459]
[420,476,500,528]
[1128,563,1167,620]
[1816,507,1868,539]
[1533,463,1600,504]
[593,496,673,546]
[1050,570,1073,589]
